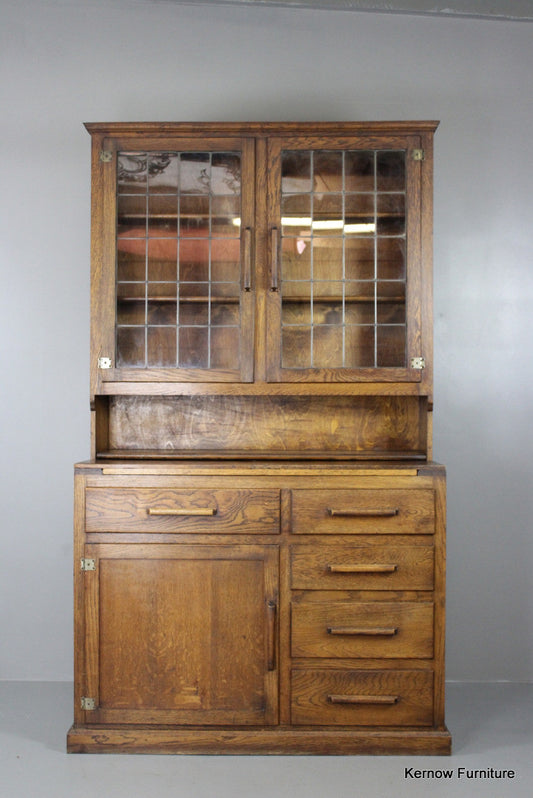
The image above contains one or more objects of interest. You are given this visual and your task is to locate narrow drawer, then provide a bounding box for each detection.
[290,544,434,590]
[291,600,434,658]
[291,669,434,726]
[85,488,280,533]
[291,489,434,535]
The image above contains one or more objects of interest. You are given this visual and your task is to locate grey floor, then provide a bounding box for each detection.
[0,682,531,798]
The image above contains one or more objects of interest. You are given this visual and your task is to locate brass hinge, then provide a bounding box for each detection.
[410,356,426,370]
[100,150,113,163]
[81,558,96,572]
[98,356,112,369]
[81,697,96,711]
[412,149,425,161]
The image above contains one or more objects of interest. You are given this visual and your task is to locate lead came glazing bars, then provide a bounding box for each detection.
[280,148,407,370]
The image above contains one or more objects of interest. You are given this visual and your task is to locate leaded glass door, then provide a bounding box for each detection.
[96,137,254,383]
[266,136,424,382]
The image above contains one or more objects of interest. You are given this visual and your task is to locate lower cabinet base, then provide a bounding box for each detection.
[67,725,452,755]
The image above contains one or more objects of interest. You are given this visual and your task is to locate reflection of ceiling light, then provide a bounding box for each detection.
[232,218,375,234]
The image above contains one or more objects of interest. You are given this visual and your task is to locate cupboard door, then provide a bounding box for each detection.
[266,136,424,382]
[82,544,278,725]
[94,137,254,385]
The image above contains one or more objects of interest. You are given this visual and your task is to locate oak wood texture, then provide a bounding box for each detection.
[291,600,434,658]
[290,543,434,590]
[83,543,278,726]
[86,120,437,459]
[70,463,449,754]
[85,487,280,533]
[72,122,449,755]
[291,669,434,726]
[291,489,435,535]
[102,394,427,459]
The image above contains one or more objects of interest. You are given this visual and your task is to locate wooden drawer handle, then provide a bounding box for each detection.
[147,507,217,517]
[327,694,399,705]
[327,564,398,574]
[327,626,398,637]
[328,508,399,518]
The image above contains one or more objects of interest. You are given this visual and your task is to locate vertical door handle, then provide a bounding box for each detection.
[266,599,277,671]
[242,226,252,291]
[270,227,280,291]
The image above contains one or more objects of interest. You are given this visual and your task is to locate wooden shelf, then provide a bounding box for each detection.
[96,448,427,461]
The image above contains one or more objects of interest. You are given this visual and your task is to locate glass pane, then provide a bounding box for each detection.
[313,151,343,192]
[377,237,405,280]
[179,327,209,368]
[179,300,208,326]
[117,282,145,325]
[278,148,408,371]
[148,194,177,236]
[117,327,145,367]
[211,301,239,326]
[282,326,311,368]
[377,193,405,235]
[345,325,375,367]
[147,327,177,367]
[345,238,375,280]
[117,153,147,193]
[147,301,176,326]
[117,248,146,282]
[282,300,311,326]
[179,153,210,193]
[147,239,177,282]
[313,240,343,281]
[282,151,311,194]
[313,195,343,236]
[211,153,241,195]
[211,196,240,237]
[313,326,344,367]
[282,195,311,236]
[211,258,240,283]
[116,148,242,372]
[148,153,179,193]
[180,195,210,236]
[313,301,343,326]
[179,241,209,281]
[117,195,146,237]
[377,280,405,324]
[282,238,311,281]
[377,325,406,367]
[377,151,405,191]
[345,151,374,192]
[344,194,375,231]
[210,326,240,369]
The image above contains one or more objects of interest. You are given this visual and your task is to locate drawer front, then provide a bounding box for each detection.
[290,544,434,590]
[291,669,434,726]
[86,488,280,533]
[291,601,434,658]
[291,489,434,535]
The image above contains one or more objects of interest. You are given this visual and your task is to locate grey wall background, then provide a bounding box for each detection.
[1,0,532,683]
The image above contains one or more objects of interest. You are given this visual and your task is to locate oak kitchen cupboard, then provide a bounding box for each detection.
[67,122,451,754]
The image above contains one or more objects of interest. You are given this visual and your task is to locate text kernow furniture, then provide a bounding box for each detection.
[67,122,451,754]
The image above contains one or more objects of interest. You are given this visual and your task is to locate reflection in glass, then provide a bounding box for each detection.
[280,148,407,369]
[116,150,242,369]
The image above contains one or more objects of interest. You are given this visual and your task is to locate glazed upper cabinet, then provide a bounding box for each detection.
[87,123,436,394]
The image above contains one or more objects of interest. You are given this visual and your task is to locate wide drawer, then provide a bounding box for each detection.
[291,600,434,658]
[291,669,434,726]
[290,544,434,590]
[291,490,434,535]
[85,488,280,533]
